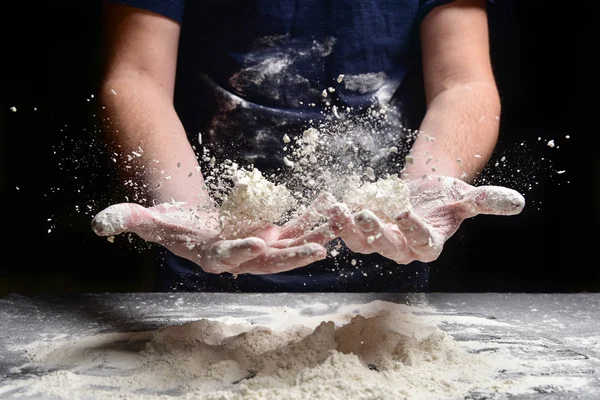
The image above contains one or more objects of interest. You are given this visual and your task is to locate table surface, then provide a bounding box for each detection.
[1,292,599,399]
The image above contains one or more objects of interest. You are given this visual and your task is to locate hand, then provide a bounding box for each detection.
[91,199,333,275]
[322,175,525,263]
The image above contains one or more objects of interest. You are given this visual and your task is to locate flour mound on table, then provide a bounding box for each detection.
[149,308,455,383]
[2,302,485,400]
[3,300,593,400]
[219,166,296,237]
[343,174,411,222]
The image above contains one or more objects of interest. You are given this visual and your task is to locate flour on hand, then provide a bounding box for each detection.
[218,165,296,238]
[343,174,411,222]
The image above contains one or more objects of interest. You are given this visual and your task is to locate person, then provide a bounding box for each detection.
[91,0,524,292]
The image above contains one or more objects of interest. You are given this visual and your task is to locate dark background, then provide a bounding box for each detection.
[1,1,598,295]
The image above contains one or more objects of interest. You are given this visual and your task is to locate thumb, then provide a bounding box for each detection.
[459,186,525,217]
[91,203,152,236]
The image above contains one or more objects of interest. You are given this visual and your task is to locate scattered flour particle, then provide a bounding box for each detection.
[327,87,335,93]
[474,154,482,158]
[501,156,506,162]
[557,170,566,174]
[367,235,375,244]
[405,155,415,164]
[283,157,294,167]
[547,140,555,148]
[110,89,117,95]
[350,259,357,266]
[332,105,340,118]
[388,146,398,153]
[107,236,115,243]
[565,135,570,139]
[330,249,339,257]
[282,134,291,143]
[365,167,376,181]
[336,74,345,83]
[302,127,319,143]
[10,106,17,112]
[198,133,202,145]
[322,89,328,97]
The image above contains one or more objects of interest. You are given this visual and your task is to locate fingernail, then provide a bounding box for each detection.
[396,210,410,219]
[355,211,376,232]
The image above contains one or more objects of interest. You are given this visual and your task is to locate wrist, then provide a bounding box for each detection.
[401,152,464,182]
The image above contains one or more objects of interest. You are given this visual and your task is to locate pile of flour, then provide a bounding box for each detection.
[343,174,411,222]
[1,301,591,400]
[218,165,297,237]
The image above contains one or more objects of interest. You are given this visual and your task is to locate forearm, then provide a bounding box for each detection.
[403,81,500,182]
[100,72,210,205]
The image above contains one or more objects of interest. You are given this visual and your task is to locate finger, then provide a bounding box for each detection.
[244,223,281,243]
[279,192,337,239]
[323,204,381,253]
[459,186,525,217]
[395,210,437,253]
[282,223,338,247]
[269,238,295,249]
[354,210,408,260]
[323,203,355,235]
[91,203,152,236]
[205,238,267,272]
[233,243,327,274]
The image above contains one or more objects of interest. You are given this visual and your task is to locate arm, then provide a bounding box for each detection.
[324,0,523,263]
[403,0,500,182]
[100,3,210,205]
[93,3,329,273]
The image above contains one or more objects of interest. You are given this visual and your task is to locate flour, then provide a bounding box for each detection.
[343,72,389,94]
[218,166,297,237]
[343,174,411,222]
[1,301,593,400]
[205,100,415,239]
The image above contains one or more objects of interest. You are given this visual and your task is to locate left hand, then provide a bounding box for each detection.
[91,194,337,275]
[321,175,525,263]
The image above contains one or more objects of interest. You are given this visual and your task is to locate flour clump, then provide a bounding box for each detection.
[219,166,297,237]
[343,174,411,222]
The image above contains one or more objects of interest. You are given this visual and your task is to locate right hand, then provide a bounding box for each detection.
[319,176,525,263]
[91,200,332,275]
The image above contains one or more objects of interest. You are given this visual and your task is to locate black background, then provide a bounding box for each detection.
[1,1,598,295]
